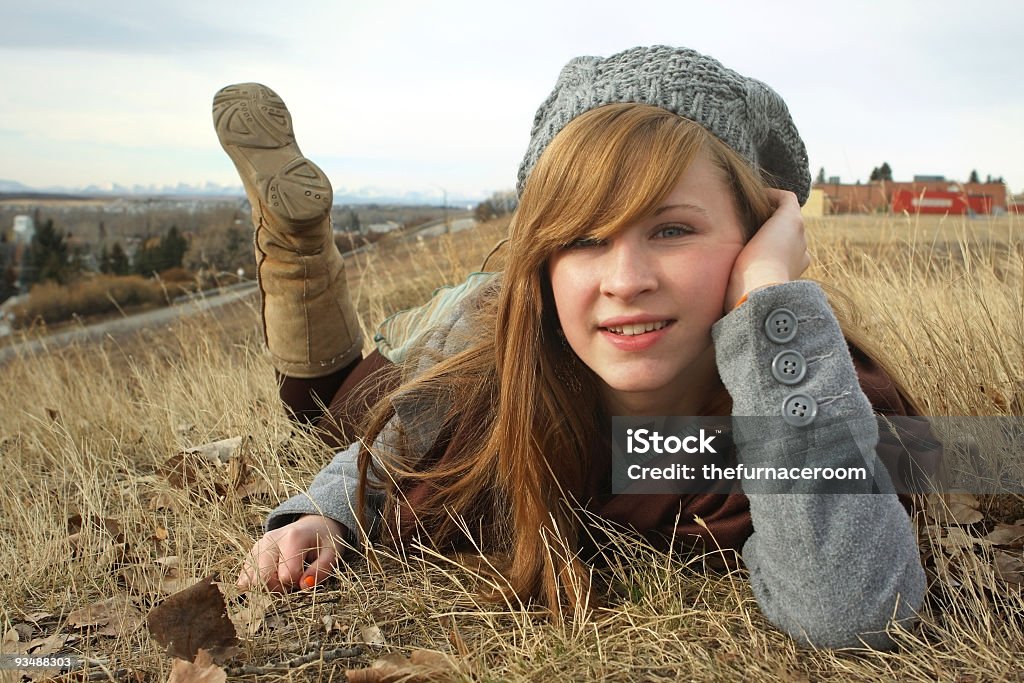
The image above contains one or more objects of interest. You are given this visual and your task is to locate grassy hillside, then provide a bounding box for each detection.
[0,213,1021,682]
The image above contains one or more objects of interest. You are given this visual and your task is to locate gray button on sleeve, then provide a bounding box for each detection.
[782,391,818,426]
[771,349,807,385]
[764,307,798,343]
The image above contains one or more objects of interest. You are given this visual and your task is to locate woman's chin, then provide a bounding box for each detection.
[597,374,674,402]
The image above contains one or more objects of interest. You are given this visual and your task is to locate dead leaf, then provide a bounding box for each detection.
[24,612,53,623]
[186,437,243,465]
[155,555,180,569]
[120,556,194,596]
[160,453,218,495]
[322,615,344,634]
[994,550,1024,585]
[147,576,239,664]
[345,650,455,683]
[147,491,179,512]
[229,592,272,639]
[359,625,385,646]
[11,624,31,643]
[67,595,143,637]
[67,514,122,539]
[947,503,984,525]
[940,528,993,554]
[926,492,984,525]
[26,632,77,654]
[167,648,226,683]
[153,527,170,542]
[947,492,980,507]
[985,524,1024,549]
[2,628,17,646]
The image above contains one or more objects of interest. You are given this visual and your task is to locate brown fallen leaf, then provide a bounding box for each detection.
[940,528,993,554]
[147,576,239,664]
[345,650,455,683]
[359,625,385,646]
[10,624,31,643]
[2,628,17,647]
[67,514,122,538]
[185,437,244,465]
[167,648,226,683]
[228,591,272,639]
[146,491,179,512]
[322,615,345,635]
[26,632,77,655]
[994,550,1024,585]
[120,556,196,596]
[67,595,144,637]
[985,524,1024,549]
[160,453,220,497]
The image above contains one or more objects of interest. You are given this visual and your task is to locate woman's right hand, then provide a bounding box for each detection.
[237,514,347,592]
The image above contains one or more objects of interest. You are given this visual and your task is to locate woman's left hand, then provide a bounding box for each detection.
[723,189,811,313]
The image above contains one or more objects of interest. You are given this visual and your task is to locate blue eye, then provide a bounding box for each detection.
[655,224,694,238]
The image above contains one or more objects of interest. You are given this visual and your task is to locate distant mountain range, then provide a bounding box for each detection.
[0,178,488,206]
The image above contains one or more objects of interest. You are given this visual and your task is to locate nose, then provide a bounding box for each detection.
[599,239,657,302]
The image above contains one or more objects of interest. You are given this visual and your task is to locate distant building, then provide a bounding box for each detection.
[813,179,1008,215]
[1010,193,1024,215]
[12,215,35,244]
[801,188,828,217]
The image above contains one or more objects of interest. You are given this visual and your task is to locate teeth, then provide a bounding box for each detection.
[607,321,669,336]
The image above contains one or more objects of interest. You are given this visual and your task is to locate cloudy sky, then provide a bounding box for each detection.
[2,0,1022,199]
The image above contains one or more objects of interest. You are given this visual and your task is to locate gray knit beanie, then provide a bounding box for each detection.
[517,45,811,205]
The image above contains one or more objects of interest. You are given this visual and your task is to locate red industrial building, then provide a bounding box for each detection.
[890,190,993,215]
[814,178,1009,215]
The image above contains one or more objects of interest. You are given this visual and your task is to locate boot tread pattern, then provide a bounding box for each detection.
[212,83,294,149]
[213,83,332,223]
[267,158,332,221]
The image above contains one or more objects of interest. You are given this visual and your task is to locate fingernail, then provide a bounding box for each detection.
[301,575,316,589]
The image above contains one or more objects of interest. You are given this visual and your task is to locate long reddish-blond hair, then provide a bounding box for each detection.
[357,103,909,613]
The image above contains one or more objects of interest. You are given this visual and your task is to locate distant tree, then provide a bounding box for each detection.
[1,264,16,303]
[474,200,497,223]
[815,167,827,184]
[134,226,188,276]
[159,226,188,270]
[879,162,892,181]
[347,209,361,233]
[102,242,131,275]
[24,219,77,285]
[968,169,980,184]
[474,190,518,223]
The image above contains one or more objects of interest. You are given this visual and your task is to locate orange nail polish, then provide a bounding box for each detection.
[302,575,316,589]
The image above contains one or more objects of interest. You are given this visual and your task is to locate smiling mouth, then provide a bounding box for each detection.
[602,321,671,336]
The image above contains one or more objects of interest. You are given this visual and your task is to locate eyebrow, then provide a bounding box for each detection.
[653,203,710,216]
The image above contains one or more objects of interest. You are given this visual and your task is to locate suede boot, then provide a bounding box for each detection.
[212,83,362,378]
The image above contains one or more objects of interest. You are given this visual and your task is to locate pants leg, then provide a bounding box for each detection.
[277,350,398,448]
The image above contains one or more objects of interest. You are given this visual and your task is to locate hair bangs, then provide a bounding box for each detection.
[514,103,711,256]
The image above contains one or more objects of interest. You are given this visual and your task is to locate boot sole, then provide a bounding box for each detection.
[212,83,332,224]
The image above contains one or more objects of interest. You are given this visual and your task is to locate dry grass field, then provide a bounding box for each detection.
[1,213,1022,682]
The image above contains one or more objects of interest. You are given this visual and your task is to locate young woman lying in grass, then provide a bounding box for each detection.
[213,44,926,649]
